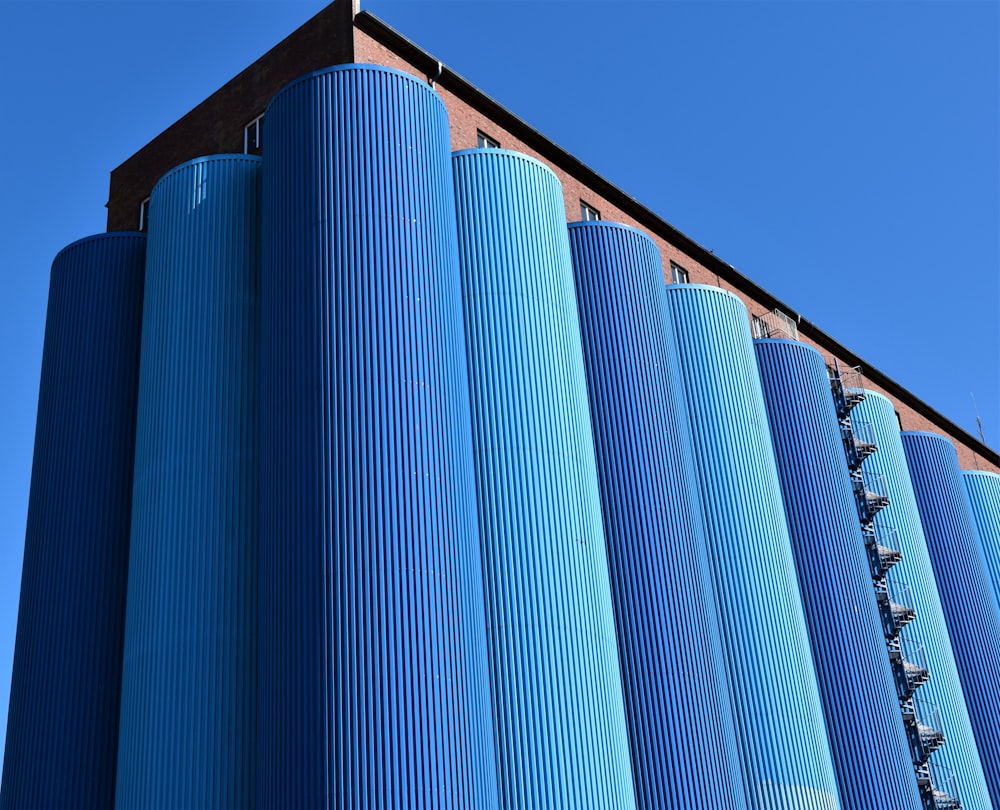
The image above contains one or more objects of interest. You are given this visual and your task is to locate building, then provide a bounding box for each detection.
[102,0,999,476]
[4,2,999,809]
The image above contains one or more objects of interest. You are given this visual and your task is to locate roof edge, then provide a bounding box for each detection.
[110,0,357,179]
[354,9,998,468]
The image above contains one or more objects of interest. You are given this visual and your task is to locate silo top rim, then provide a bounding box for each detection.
[753,338,826,366]
[752,337,822,358]
[269,63,443,111]
[900,430,953,444]
[452,148,557,179]
[856,388,893,407]
[662,282,744,303]
[152,154,261,193]
[963,469,1000,480]
[53,231,146,265]
[566,220,654,241]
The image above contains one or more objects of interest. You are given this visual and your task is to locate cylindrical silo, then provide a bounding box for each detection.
[963,470,1000,613]
[853,393,991,809]
[567,222,744,810]
[260,65,498,809]
[452,150,636,810]
[754,339,921,810]
[660,285,840,810]
[114,156,260,809]
[900,432,1000,806]
[0,233,146,810]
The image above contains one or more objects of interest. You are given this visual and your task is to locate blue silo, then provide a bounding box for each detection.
[754,339,921,810]
[260,65,498,809]
[568,222,745,810]
[963,470,1000,611]
[1,233,147,810]
[115,156,261,809]
[901,432,1000,806]
[853,393,991,809]
[452,150,637,810]
[660,285,841,810]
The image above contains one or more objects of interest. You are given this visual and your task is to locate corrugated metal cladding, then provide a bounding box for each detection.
[754,340,920,810]
[115,156,260,809]
[0,233,146,810]
[963,470,1000,618]
[901,432,1000,807]
[854,392,992,809]
[660,285,840,810]
[452,150,636,810]
[260,65,498,809]
[567,222,745,810]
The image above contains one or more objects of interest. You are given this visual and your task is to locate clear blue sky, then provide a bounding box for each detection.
[0,0,997,765]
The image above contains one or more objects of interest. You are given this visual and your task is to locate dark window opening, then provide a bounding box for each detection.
[752,315,770,339]
[244,115,264,154]
[476,130,500,149]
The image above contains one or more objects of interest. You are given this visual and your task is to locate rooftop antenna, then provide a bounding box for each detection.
[971,392,987,468]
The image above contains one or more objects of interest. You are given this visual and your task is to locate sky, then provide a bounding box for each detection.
[0,0,997,768]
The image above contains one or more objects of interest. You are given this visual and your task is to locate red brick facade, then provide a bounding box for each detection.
[105,0,355,232]
[104,0,999,474]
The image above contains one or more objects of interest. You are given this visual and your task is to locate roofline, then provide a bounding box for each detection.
[110,0,357,179]
[354,9,999,468]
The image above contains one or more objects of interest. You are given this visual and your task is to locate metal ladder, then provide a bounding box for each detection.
[827,360,959,810]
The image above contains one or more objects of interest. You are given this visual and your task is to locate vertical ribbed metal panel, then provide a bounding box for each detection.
[900,432,1000,806]
[452,150,636,810]
[754,340,921,810]
[0,233,146,810]
[261,65,498,809]
[115,156,260,809]
[660,285,840,810]
[853,393,992,809]
[567,222,745,810]
[963,470,1000,618]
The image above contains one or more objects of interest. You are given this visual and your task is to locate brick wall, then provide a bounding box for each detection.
[105,0,355,232]
[353,26,997,474]
[102,2,998,474]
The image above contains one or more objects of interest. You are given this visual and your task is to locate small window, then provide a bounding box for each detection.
[476,130,500,149]
[244,114,264,154]
[670,263,689,284]
[752,315,771,339]
[138,198,151,232]
[580,202,601,222]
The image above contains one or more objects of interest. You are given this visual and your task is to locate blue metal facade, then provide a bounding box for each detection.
[259,65,498,809]
[901,432,1000,806]
[853,393,992,809]
[452,150,636,810]
[568,222,745,810]
[754,340,920,810]
[8,56,1000,810]
[115,156,261,809]
[659,286,841,810]
[1,233,147,810]
[963,470,1000,613]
